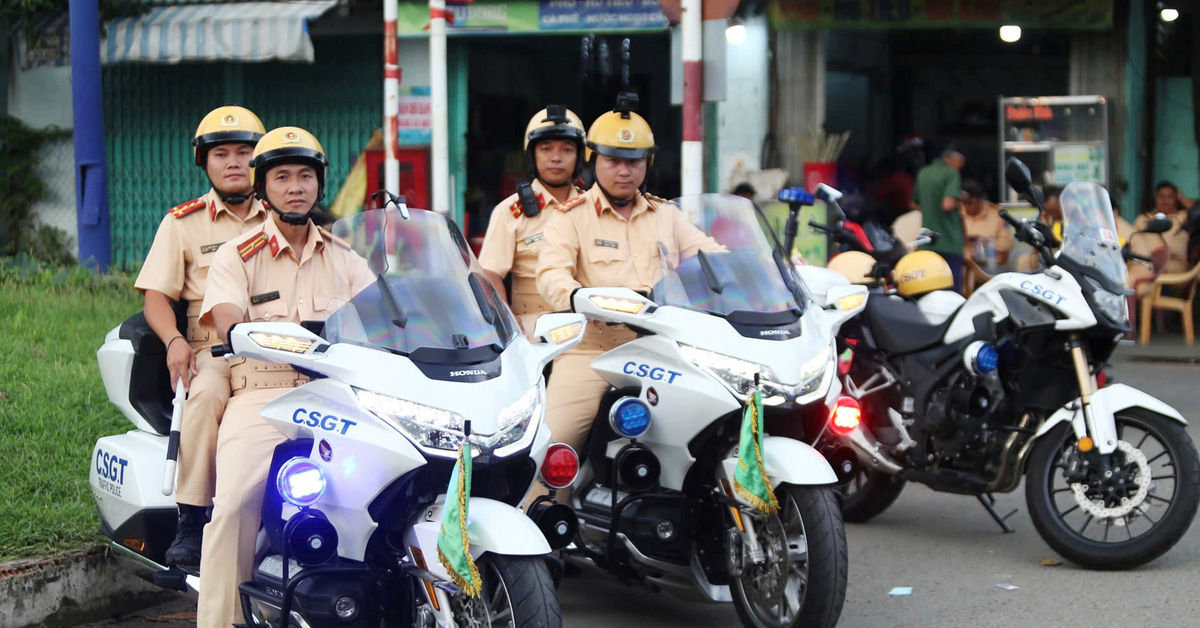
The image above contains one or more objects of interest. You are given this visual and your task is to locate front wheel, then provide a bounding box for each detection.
[1026,409,1200,570]
[448,554,561,628]
[729,485,847,628]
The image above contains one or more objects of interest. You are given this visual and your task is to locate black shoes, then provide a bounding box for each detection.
[164,504,208,567]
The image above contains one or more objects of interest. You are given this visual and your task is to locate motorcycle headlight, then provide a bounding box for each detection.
[357,389,465,451]
[474,384,543,451]
[679,344,765,398]
[794,343,834,401]
[1085,277,1129,326]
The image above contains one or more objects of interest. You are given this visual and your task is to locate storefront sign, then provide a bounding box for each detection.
[1005,105,1054,122]
[396,0,666,35]
[397,87,433,145]
[770,0,1113,30]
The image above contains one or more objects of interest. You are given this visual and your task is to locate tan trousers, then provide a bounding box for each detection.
[174,350,230,507]
[196,360,307,628]
[526,322,636,505]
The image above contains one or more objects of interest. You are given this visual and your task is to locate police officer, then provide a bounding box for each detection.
[479,105,586,335]
[134,105,267,566]
[196,127,373,628]
[534,95,720,485]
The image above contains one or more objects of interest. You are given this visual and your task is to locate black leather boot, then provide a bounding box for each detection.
[164,504,207,567]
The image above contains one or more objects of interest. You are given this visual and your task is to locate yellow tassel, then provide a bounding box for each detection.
[435,444,483,597]
[734,396,779,514]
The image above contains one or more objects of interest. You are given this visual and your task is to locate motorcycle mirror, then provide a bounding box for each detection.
[815,183,843,203]
[1145,214,1174,234]
[1005,157,1033,197]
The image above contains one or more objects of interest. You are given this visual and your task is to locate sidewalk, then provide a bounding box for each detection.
[1113,332,1200,364]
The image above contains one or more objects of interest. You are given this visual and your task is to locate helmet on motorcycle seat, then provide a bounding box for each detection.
[193,106,265,167]
[827,251,878,286]
[894,250,954,297]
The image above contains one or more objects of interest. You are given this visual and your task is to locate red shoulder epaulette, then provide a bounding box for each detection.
[509,193,548,219]
[558,196,587,213]
[238,231,269,261]
[169,198,205,219]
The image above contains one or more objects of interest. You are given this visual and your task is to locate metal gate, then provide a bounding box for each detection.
[103,36,382,269]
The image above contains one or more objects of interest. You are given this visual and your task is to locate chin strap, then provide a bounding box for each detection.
[265,200,311,225]
[597,181,635,208]
[210,178,253,206]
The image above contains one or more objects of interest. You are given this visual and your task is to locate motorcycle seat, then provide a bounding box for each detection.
[864,296,955,354]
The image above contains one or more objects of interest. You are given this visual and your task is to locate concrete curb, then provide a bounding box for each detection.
[0,545,178,627]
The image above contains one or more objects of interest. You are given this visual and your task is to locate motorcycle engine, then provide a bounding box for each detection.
[923,370,1007,469]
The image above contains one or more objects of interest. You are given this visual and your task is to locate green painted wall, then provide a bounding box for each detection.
[1120,0,1146,218]
[104,36,382,269]
[1154,77,1198,200]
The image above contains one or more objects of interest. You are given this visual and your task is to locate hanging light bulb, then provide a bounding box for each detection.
[726,19,747,45]
[1160,8,1179,22]
[999,25,1022,43]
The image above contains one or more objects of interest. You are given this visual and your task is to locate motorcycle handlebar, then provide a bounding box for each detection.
[808,220,838,235]
[210,344,232,358]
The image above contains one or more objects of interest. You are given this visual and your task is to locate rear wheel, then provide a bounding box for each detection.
[839,468,906,523]
[729,485,847,628]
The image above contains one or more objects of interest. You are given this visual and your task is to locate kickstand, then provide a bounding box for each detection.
[976,493,1018,533]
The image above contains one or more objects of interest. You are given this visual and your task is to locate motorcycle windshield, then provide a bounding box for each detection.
[323,208,519,356]
[1059,182,1126,286]
[652,194,806,322]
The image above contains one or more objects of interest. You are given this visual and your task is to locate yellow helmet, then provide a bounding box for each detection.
[894,250,954,297]
[585,93,655,164]
[827,251,878,285]
[524,105,586,180]
[250,127,330,201]
[524,106,585,150]
[192,105,265,167]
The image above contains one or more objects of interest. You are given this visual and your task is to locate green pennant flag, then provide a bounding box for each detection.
[437,439,483,597]
[733,390,779,514]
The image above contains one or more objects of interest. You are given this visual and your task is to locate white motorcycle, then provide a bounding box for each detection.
[814,160,1200,569]
[92,206,585,626]
[561,194,863,628]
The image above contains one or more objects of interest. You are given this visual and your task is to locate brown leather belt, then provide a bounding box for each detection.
[230,358,309,396]
[510,276,551,316]
[576,320,637,352]
[185,300,217,348]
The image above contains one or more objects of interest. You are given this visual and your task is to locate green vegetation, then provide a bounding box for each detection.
[0,260,141,562]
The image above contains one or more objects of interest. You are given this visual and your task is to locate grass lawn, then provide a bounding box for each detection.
[0,262,143,563]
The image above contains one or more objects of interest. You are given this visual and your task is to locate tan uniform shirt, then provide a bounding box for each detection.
[200,217,375,332]
[134,189,267,347]
[479,180,582,315]
[536,184,720,312]
[961,202,1014,262]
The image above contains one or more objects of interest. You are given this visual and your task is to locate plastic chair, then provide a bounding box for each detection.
[1127,246,1169,337]
[1138,261,1200,346]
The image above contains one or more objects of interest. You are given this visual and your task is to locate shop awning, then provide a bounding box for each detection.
[100,1,338,65]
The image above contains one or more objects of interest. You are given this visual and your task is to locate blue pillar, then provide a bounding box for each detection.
[70,0,111,270]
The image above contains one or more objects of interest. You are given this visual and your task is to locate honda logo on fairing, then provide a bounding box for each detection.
[450,369,488,377]
[760,330,790,337]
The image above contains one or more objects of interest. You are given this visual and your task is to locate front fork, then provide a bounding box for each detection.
[1068,334,1119,454]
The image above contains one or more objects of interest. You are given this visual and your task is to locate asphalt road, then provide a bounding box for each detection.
[79,350,1200,627]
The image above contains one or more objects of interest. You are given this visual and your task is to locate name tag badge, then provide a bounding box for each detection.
[251,291,281,305]
[523,233,544,245]
[200,242,224,254]
[595,239,619,249]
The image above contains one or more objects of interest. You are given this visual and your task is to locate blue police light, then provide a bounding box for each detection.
[609,397,652,439]
[277,458,327,508]
[777,187,815,206]
[963,341,1000,376]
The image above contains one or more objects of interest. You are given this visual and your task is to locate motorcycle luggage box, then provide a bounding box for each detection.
[91,431,177,563]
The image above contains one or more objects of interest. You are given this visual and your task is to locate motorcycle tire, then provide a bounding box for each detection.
[1026,409,1200,570]
[455,554,562,627]
[730,484,847,628]
[839,469,906,523]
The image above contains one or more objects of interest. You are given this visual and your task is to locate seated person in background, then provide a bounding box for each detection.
[960,179,1013,269]
[1132,181,1192,275]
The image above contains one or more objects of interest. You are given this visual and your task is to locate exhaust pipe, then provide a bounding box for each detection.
[844,424,904,474]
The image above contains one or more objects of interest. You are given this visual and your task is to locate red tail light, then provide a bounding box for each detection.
[540,443,579,490]
[1097,371,1107,388]
[829,397,861,435]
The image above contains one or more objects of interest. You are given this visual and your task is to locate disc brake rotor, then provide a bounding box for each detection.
[1070,440,1152,519]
